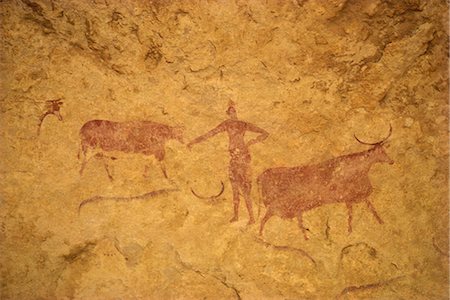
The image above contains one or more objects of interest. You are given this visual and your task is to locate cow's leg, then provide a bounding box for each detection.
[79,144,88,176]
[103,161,114,181]
[346,202,353,233]
[153,150,168,179]
[92,153,114,181]
[153,155,168,179]
[259,208,273,235]
[366,200,384,224]
[297,211,309,240]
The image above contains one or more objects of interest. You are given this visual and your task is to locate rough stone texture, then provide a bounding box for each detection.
[0,0,448,299]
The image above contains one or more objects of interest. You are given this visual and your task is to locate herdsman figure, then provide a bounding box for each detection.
[188,101,269,224]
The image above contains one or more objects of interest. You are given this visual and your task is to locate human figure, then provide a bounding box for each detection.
[188,101,269,224]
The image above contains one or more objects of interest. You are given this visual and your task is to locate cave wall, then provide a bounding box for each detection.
[0,0,448,299]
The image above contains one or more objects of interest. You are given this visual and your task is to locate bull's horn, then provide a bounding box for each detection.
[354,124,392,146]
[190,181,225,200]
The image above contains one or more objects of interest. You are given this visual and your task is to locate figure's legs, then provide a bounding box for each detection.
[346,202,353,233]
[259,208,273,235]
[229,179,240,222]
[241,179,255,225]
[297,211,309,240]
[366,200,384,224]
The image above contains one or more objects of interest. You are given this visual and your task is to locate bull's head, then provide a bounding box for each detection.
[354,125,394,165]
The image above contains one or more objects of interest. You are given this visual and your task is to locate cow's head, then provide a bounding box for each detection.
[171,125,184,144]
[354,125,394,165]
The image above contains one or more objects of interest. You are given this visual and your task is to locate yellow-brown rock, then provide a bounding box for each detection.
[0,0,448,299]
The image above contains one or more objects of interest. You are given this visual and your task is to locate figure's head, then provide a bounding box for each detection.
[226,100,237,119]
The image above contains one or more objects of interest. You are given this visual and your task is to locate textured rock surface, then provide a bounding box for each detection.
[0,0,448,299]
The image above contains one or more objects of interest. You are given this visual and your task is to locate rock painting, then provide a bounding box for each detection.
[190,181,225,204]
[78,120,184,180]
[2,1,448,298]
[188,101,269,224]
[258,126,394,239]
[78,188,178,214]
[37,99,63,135]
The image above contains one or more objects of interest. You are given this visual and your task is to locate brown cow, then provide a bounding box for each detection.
[258,126,394,239]
[78,120,183,180]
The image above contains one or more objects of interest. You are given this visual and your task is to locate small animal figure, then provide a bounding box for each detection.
[78,120,184,180]
[258,126,394,239]
[37,99,63,135]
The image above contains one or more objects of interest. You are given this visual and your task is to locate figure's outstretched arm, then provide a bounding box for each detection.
[188,122,226,148]
[245,123,269,147]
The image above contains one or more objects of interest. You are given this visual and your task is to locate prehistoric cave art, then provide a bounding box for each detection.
[75,106,394,240]
[258,126,394,239]
[190,181,225,204]
[188,101,269,225]
[78,119,184,181]
[37,98,64,135]
[78,188,179,214]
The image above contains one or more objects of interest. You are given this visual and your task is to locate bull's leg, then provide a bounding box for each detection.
[259,208,273,235]
[366,200,384,224]
[346,202,353,233]
[297,212,309,240]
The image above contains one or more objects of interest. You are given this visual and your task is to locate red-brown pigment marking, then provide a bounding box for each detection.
[432,237,449,257]
[188,101,269,225]
[336,276,405,299]
[78,188,178,214]
[253,236,316,266]
[78,120,184,180]
[37,99,63,135]
[191,181,225,204]
[258,126,394,239]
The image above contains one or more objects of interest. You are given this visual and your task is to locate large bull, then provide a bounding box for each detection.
[258,126,393,239]
[78,120,183,180]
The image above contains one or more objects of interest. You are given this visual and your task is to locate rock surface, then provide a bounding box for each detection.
[0,0,448,299]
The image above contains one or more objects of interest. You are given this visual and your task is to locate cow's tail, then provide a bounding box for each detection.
[78,140,87,160]
[77,142,82,160]
[257,174,264,218]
